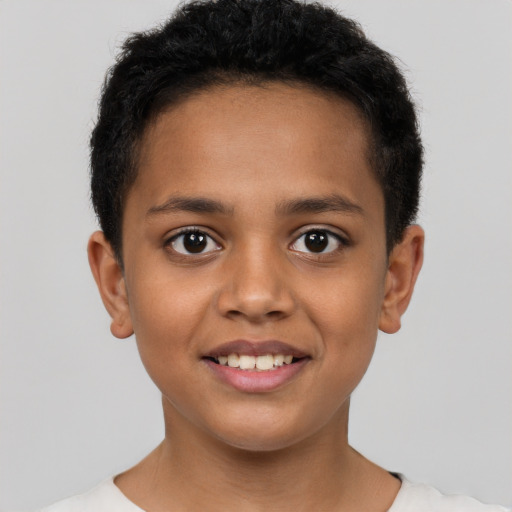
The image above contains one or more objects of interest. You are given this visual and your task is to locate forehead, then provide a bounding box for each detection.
[128,82,382,223]
[139,82,372,169]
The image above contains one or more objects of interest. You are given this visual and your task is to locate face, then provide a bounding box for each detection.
[98,83,412,451]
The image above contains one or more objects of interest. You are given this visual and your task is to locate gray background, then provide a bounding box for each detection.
[1,0,511,509]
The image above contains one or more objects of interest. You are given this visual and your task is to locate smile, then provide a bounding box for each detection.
[209,353,297,371]
[203,340,310,392]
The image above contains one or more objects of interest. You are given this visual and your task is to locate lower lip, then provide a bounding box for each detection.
[204,358,309,393]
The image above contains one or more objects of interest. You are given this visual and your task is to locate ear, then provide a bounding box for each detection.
[87,231,134,339]
[379,225,424,334]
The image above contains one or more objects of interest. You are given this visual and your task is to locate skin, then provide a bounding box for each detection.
[88,82,424,511]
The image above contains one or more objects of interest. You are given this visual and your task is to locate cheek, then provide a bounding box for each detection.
[306,265,384,338]
[126,270,212,371]
[304,266,385,379]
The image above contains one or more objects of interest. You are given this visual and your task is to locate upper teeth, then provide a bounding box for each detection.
[216,354,294,370]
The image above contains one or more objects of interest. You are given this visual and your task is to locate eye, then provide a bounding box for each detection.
[168,229,221,255]
[290,229,345,254]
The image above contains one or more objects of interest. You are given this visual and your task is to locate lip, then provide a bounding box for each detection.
[203,339,310,393]
[204,339,308,358]
[204,357,309,393]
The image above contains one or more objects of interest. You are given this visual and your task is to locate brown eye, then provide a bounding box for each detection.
[290,229,344,254]
[183,232,206,253]
[170,230,220,255]
[304,231,328,252]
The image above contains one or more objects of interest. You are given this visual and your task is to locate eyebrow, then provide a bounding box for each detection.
[146,196,234,217]
[276,194,364,216]
[146,194,363,218]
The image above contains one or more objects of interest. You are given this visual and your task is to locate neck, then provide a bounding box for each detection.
[115,398,400,512]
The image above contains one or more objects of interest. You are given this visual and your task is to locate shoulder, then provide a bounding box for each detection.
[36,478,143,512]
[389,476,510,512]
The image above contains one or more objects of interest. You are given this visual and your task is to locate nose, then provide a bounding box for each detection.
[215,243,296,323]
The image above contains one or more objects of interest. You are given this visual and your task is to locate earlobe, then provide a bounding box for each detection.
[379,225,424,334]
[87,231,134,339]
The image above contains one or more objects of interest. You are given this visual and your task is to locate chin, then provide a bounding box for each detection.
[217,432,306,454]
[208,412,321,454]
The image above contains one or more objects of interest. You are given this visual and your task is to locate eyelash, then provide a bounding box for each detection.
[164,227,349,258]
[289,228,349,256]
[166,227,221,256]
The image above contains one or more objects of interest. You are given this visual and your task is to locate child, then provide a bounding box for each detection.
[35,0,509,510]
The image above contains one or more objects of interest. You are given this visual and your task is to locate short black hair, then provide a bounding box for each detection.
[91,0,423,260]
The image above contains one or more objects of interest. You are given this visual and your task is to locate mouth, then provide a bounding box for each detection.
[202,340,310,392]
[205,353,303,371]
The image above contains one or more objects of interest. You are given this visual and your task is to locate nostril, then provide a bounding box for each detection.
[225,308,287,322]
[266,310,286,319]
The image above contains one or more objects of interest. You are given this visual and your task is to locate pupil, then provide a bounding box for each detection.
[184,232,207,253]
[305,231,328,252]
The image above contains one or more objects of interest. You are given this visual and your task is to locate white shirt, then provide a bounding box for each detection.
[38,475,510,512]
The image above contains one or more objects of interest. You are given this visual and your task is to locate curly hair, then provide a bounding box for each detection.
[90,0,423,260]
